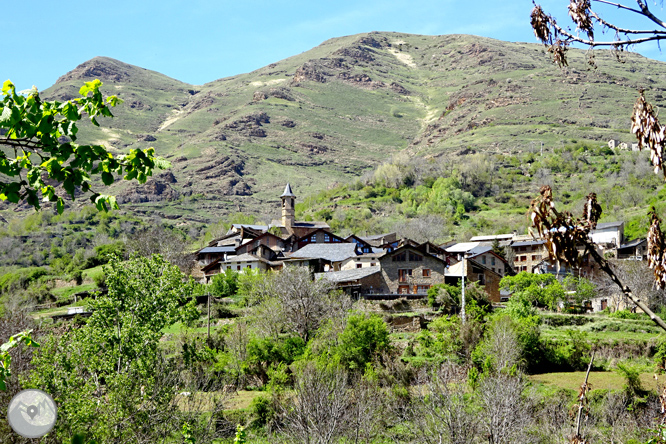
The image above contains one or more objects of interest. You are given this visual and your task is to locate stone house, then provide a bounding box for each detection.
[510,239,547,273]
[377,245,448,295]
[616,238,647,260]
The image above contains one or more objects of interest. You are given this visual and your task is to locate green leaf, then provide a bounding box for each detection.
[101,172,114,186]
[1,80,14,95]
[56,197,64,214]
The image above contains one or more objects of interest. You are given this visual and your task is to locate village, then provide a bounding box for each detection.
[194,184,646,312]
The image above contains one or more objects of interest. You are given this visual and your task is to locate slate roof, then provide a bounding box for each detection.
[470,234,514,242]
[225,253,269,263]
[511,239,546,247]
[315,266,381,283]
[289,243,358,262]
[468,245,493,256]
[619,238,646,249]
[198,246,236,254]
[281,183,296,198]
[229,224,269,232]
[594,221,624,230]
[445,242,481,253]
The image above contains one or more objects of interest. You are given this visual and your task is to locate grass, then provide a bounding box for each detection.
[529,371,660,392]
[51,283,97,299]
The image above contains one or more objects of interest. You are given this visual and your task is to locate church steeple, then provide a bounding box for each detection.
[281,184,296,229]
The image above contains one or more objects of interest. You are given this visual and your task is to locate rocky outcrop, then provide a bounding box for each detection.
[252,87,295,102]
[223,112,270,138]
[292,62,328,83]
[333,46,376,62]
[117,179,180,204]
[389,82,411,95]
[56,58,130,83]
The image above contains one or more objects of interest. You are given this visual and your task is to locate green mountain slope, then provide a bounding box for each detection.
[31,32,666,227]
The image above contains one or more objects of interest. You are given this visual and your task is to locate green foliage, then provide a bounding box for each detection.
[242,335,305,385]
[0,267,48,294]
[0,330,38,390]
[500,272,565,310]
[210,268,239,298]
[0,79,166,213]
[234,424,247,444]
[27,254,200,441]
[335,314,391,370]
[609,309,645,320]
[85,242,126,268]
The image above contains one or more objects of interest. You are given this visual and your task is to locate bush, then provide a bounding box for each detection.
[210,269,239,298]
[335,314,391,371]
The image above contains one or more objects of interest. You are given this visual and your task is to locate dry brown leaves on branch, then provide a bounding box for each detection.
[548,40,570,67]
[530,186,601,269]
[531,5,552,44]
[568,0,594,40]
[648,207,666,289]
[632,91,666,178]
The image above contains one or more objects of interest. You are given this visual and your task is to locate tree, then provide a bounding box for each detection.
[249,266,350,343]
[0,79,166,213]
[500,272,566,310]
[404,365,479,444]
[27,254,210,442]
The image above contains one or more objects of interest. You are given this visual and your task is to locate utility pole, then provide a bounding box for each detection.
[461,254,466,324]
[207,293,211,342]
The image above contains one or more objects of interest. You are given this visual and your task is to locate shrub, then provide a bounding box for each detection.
[336,314,391,370]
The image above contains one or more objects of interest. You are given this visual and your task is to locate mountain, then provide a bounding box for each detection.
[39,32,666,226]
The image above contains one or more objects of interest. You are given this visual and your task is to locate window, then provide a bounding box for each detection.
[246,264,252,269]
[393,252,406,262]
[520,256,527,262]
[324,233,330,242]
[532,255,539,261]
[491,257,496,266]
[237,265,241,271]
[310,234,317,242]
[409,252,423,262]
[417,285,431,294]
[371,262,376,267]
[482,256,486,265]
[398,269,412,282]
[356,264,363,269]
[423,269,431,277]
[398,285,410,294]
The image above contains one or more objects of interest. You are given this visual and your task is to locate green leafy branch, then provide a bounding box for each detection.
[0,329,39,390]
[0,79,170,213]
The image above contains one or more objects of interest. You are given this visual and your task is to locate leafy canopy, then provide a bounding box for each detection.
[0,79,168,213]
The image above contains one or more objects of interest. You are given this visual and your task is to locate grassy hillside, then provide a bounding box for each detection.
[0,32,651,230]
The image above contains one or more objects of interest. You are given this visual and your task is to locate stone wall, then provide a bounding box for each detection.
[380,248,446,294]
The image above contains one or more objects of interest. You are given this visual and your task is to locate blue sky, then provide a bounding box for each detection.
[4,0,666,91]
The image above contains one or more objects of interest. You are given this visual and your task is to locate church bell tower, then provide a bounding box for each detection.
[281,183,296,229]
